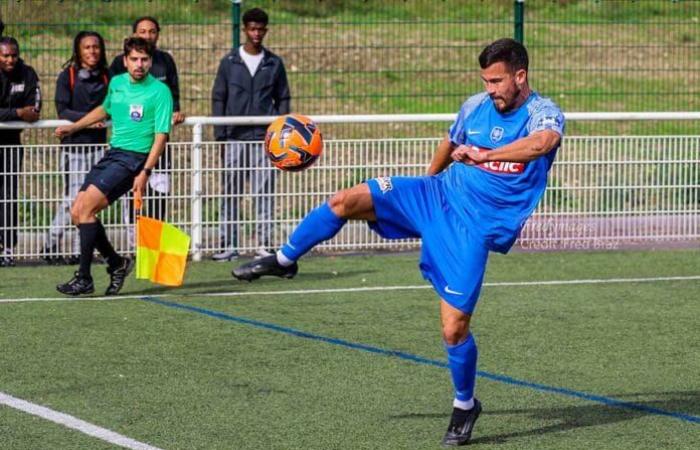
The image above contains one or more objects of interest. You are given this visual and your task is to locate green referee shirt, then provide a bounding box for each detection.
[102,73,173,153]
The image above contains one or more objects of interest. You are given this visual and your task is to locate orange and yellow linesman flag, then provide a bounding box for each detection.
[134,192,190,286]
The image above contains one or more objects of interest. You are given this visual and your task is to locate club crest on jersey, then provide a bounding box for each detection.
[490,126,504,143]
[375,176,393,193]
[129,104,144,122]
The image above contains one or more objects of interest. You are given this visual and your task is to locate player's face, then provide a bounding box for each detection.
[124,49,152,81]
[0,44,19,73]
[243,22,268,47]
[481,62,526,113]
[79,36,101,69]
[134,20,159,45]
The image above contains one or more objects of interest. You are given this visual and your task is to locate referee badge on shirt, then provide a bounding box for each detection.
[129,104,144,122]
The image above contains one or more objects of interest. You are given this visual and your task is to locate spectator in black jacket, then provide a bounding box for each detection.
[0,36,41,267]
[211,8,291,261]
[110,16,182,229]
[44,31,110,265]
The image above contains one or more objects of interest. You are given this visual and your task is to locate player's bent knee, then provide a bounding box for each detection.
[70,201,82,225]
[329,184,373,219]
[328,191,346,216]
[441,315,471,345]
[442,325,470,346]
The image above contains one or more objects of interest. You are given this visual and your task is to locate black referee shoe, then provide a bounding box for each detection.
[105,257,134,296]
[231,255,298,282]
[441,399,482,447]
[57,272,94,296]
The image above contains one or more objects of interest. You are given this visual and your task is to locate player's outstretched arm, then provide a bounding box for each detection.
[427,135,457,175]
[455,129,561,164]
[54,105,108,139]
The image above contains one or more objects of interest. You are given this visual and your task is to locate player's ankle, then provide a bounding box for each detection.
[453,397,474,411]
[276,250,295,267]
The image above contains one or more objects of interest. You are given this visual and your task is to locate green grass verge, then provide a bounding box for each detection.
[0,249,698,448]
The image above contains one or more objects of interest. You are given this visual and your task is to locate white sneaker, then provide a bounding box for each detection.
[212,249,239,262]
[254,247,274,260]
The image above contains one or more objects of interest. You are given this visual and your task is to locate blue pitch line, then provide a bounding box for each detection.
[141,296,700,425]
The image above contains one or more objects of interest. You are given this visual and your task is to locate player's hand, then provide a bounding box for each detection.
[172,111,185,125]
[132,171,148,198]
[16,105,40,122]
[55,125,75,139]
[465,145,489,163]
[452,145,490,164]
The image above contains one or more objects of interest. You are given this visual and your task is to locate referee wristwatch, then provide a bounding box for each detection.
[143,167,153,177]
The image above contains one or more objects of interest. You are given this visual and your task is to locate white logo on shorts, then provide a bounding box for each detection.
[444,285,464,296]
[129,104,144,122]
[376,176,393,193]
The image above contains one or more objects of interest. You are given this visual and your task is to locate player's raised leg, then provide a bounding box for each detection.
[231,183,375,281]
[440,299,482,447]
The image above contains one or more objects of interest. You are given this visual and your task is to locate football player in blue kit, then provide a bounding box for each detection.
[233,38,565,446]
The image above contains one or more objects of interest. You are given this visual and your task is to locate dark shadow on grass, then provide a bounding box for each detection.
[390,391,700,446]
[123,269,377,296]
[469,391,700,445]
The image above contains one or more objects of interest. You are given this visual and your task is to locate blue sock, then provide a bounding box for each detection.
[280,203,347,261]
[445,333,478,402]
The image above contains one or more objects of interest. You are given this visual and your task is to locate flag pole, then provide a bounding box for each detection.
[134,189,143,258]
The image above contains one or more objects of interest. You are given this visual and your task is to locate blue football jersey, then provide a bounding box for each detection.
[441,92,565,253]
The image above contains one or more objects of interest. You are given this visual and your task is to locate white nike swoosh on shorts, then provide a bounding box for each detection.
[467,130,480,135]
[444,285,464,296]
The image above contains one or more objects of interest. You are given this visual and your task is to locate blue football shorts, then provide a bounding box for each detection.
[81,147,148,204]
[366,176,489,314]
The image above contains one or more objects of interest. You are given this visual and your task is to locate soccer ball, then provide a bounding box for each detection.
[264,114,323,171]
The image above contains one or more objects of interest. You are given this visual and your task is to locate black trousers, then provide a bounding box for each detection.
[0,146,23,249]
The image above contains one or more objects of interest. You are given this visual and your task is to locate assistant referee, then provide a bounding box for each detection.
[54,37,173,296]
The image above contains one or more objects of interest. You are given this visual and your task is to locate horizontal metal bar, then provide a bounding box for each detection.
[2,112,700,129]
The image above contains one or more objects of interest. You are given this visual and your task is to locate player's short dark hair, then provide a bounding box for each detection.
[479,38,528,72]
[132,16,161,33]
[243,8,269,26]
[123,37,154,57]
[0,36,19,52]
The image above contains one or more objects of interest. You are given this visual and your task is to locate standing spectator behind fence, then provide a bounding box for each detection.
[0,36,41,267]
[43,31,110,266]
[110,16,184,228]
[211,7,290,261]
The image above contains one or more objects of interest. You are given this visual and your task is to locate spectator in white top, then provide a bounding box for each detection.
[211,8,290,261]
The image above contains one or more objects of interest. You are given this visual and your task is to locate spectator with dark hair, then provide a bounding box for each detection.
[211,7,291,261]
[0,36,41,267]
[44,31,110,265]
[54,37,173,296]
[111,16,182,229]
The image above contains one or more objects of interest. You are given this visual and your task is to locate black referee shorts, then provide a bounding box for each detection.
[80,147,148,204]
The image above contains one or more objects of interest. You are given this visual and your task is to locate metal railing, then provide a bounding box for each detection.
[0,113,698,263]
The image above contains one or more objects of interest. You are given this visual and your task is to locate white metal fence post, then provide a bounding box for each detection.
[191,122,203,262]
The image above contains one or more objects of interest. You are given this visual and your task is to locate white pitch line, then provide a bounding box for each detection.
[0,391,163,450]
[1,275,699,304]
